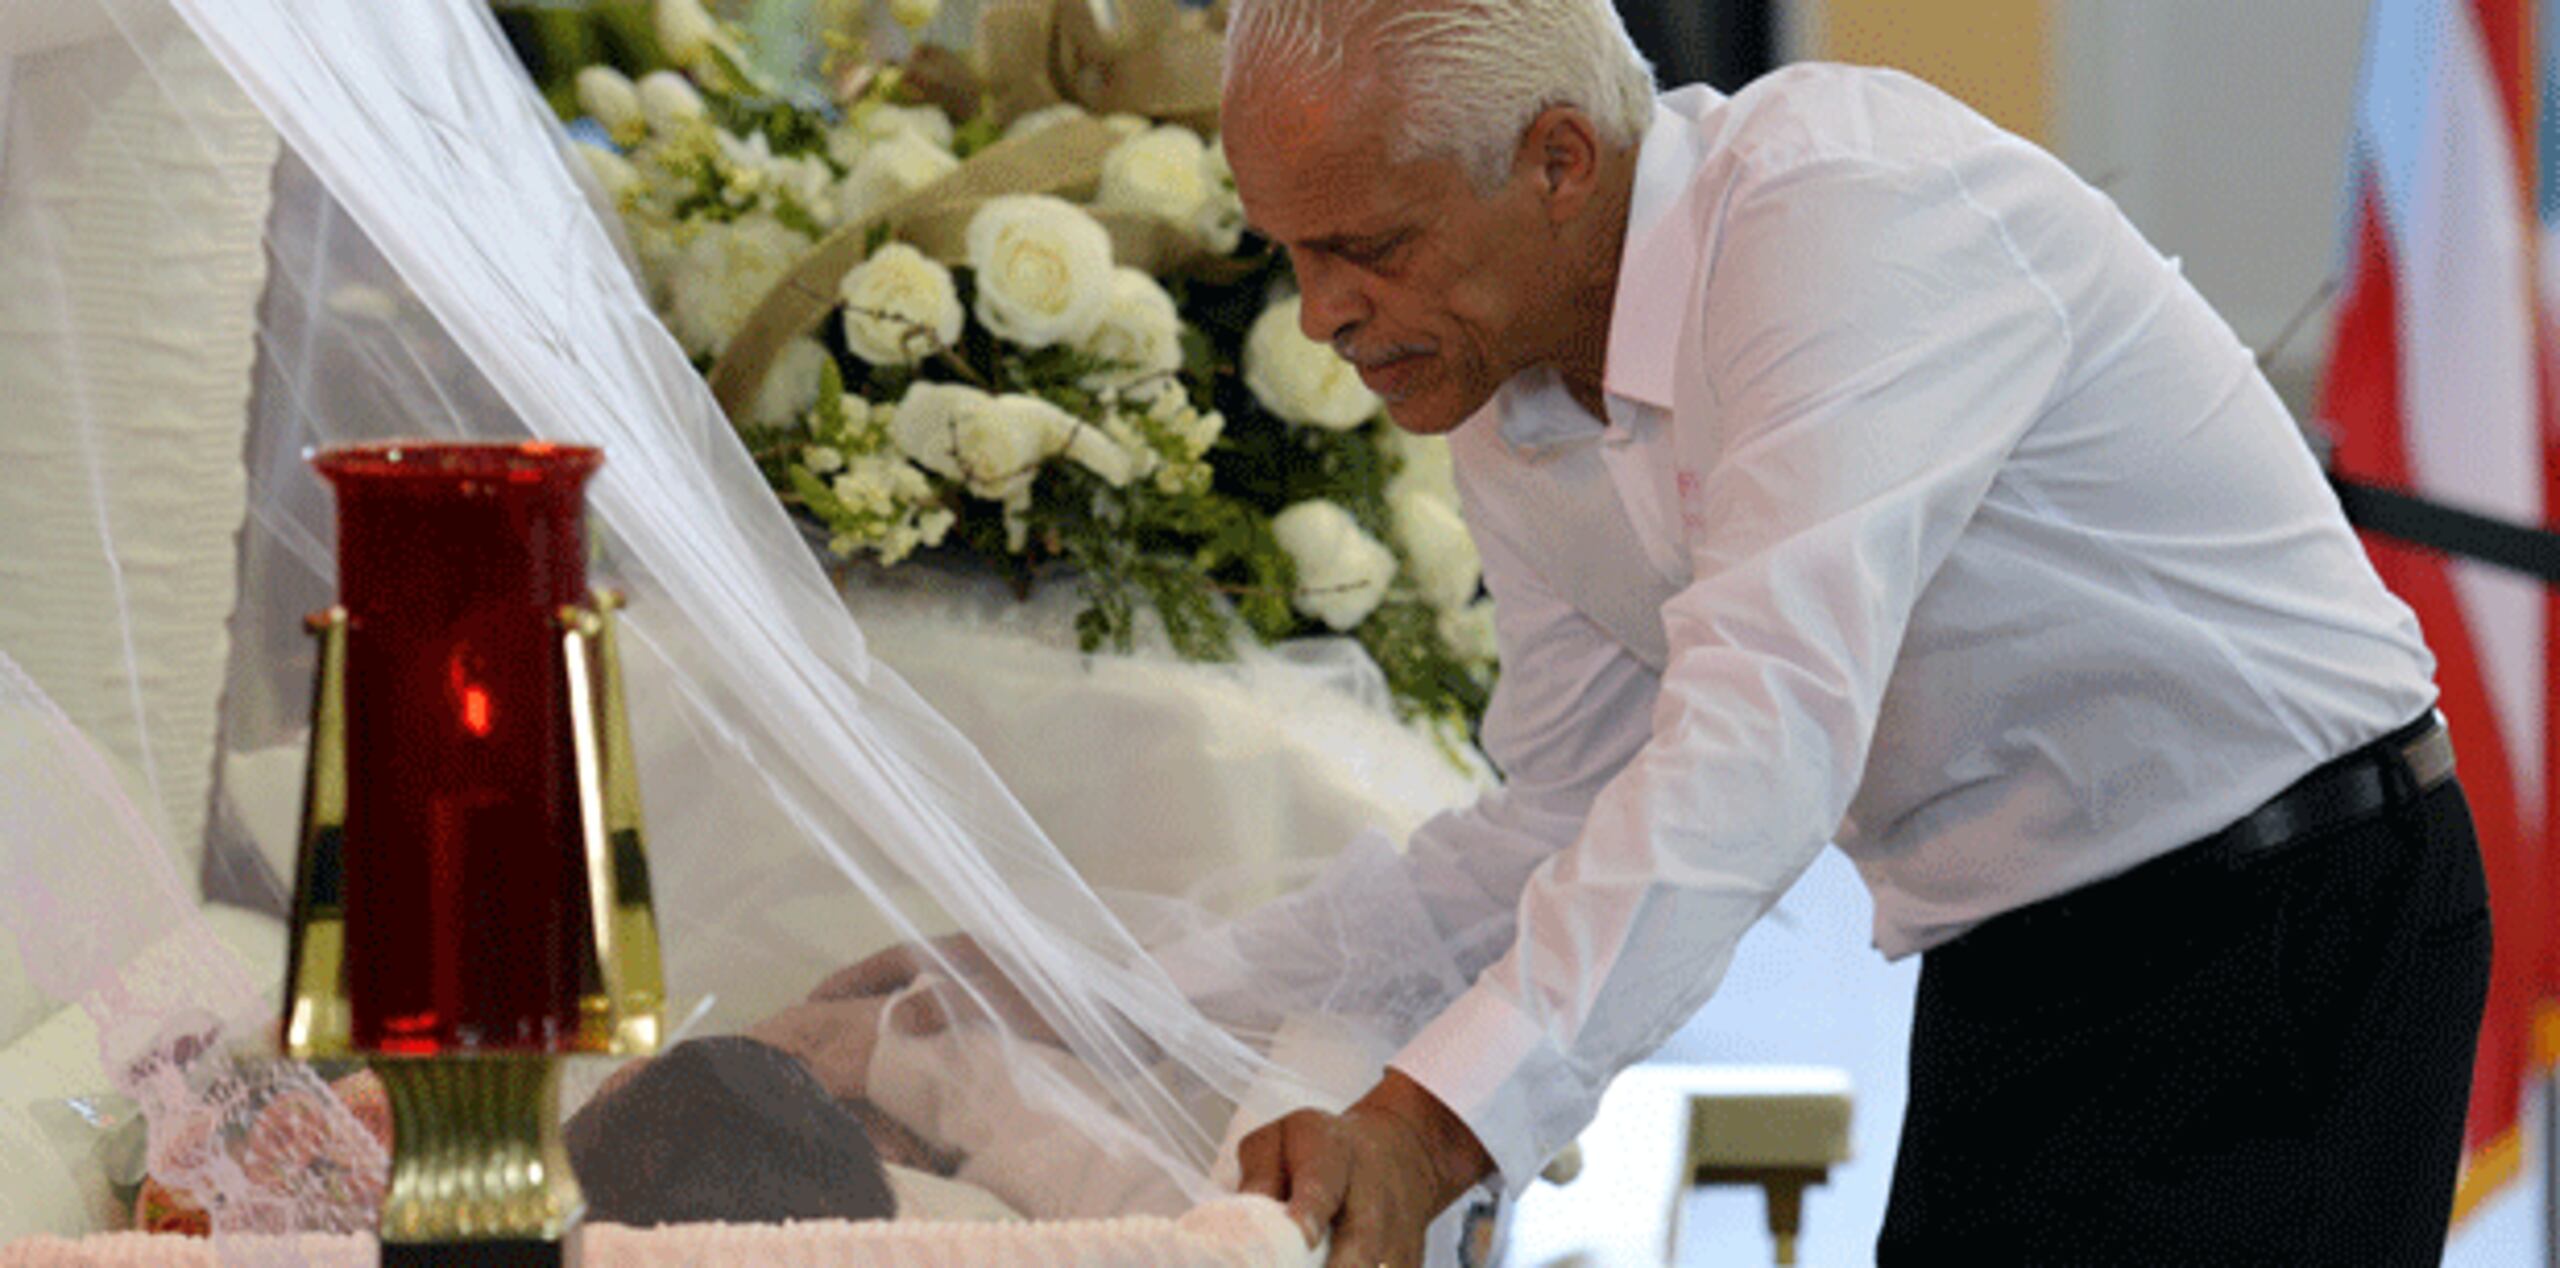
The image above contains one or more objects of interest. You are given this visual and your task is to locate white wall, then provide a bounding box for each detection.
[2049,0,2367,412]
[1773,0,2364,412]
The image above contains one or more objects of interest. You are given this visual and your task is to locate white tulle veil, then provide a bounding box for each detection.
[0,0,1482,1253]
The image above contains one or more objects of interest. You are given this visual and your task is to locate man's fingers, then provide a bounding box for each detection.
[1278,1113,1352,1249]
[808,944,920,1001]
[1319,1135,1386,1268]
[1235,1112,1348,1248]
[1234,1121,1289,1204]
[1324,1186,1419,1268]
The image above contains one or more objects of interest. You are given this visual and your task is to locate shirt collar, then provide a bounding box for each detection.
[1495,86,1722,451]
[1603,85,1720,410]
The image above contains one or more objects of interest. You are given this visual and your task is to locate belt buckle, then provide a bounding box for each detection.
[2400,715,2457,792]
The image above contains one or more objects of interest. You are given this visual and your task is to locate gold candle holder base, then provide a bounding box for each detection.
[374,1055,578,1259]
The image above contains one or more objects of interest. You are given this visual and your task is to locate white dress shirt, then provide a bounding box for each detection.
[1368,66,2440,1192]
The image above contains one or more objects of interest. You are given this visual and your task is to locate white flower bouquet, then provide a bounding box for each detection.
[519,0,1496,738]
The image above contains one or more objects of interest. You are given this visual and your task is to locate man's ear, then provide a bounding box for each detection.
[1520,106,1603,220]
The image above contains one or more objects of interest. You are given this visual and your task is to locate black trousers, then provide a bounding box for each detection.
[1876,772,2492,1265]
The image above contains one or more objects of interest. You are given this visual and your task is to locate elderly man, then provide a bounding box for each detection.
[1203,0,2491,1264]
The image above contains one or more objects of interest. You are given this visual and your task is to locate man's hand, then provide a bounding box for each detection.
[806,933,1064,1047]
[743,995,895,1099]
[1235,1070,1495,1268]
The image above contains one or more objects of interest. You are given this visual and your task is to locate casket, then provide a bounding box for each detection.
[0,4,1480,1258]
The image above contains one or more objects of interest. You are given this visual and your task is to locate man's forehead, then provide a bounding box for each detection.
[1225,88,1412,237]
[1224,81,1370,182]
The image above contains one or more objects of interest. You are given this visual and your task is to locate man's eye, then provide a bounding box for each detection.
[1342,236,1404,266]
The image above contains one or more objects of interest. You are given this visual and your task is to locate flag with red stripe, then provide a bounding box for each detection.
[2320,0,2554,1220]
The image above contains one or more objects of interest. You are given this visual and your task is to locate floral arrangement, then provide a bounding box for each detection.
[543,0,1497,740]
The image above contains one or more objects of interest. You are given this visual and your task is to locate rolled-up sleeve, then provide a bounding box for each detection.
[1393,151,2076,1189]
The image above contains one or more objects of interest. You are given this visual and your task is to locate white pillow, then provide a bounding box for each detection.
[884,1165,1022,1224]
[0,1000,120,1240]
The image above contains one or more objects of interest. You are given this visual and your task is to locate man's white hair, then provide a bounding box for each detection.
[1223,0,1656,193]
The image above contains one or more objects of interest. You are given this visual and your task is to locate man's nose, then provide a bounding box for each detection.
[1292,251,1368,347]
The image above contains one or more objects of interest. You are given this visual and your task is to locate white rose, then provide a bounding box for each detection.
[1200,139,1245,253]
[575,67,647,147]
[1244,295,1380,430]
[654,0,725,71]
[1273,500,1396,631]
[839,242,963,366]
[1389,486,1481,612]
[889,381,993,483]
[1198,189,1245,255]
[750,337,833,427]
[1003,103,1090,142]
[1438,597,1499,663]
[1076,268,1185,387]
[888,0,940,30]
[665,213,808,356]
[955,394,1072,503]
[835,131,960,224]
[896,389,1131,499]
[965,195,1115,349]
[578,144,641,202]
[1383,428,1458,511]
[1096,126,1215,233]
[635,70,708,134]
[1102,113,1150,139]
[1053,413,1136,488]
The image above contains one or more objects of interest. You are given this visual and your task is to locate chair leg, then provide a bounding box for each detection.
[1691,1165,1825,1267]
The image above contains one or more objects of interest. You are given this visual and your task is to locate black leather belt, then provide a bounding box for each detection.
[1948,711,2458,953]
[2202,710,2455,867]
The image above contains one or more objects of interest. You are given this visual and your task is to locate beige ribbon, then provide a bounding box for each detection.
[707,0,1231,418]
[976,0,1226,132]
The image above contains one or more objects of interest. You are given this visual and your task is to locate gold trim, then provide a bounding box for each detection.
[2532,999,2560,1072]
[283,607,353,1058]
[374,1056,578,1244]
[587,590,665,1054]
[557,608,621,1052]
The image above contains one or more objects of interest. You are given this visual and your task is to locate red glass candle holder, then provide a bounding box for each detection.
[312,441,603,1056]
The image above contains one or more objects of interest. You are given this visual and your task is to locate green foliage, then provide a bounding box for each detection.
[950,111,1003,159]
[712,93,837,159]
[1356,598,1494,746]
